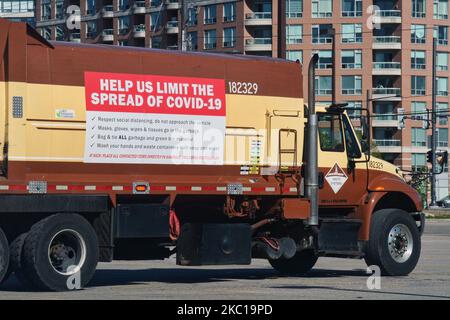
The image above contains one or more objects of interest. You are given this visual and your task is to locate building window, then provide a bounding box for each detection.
[374,102,395,120]
[411,50,426,69]
[118,0,129,11]
[187,8,198,26]
[204,29,217,49]
[0,0,34,13]
[56,26,64,41]
[341,24,362,43]
[436,77,449,96]
[412,0,426,18]
[286,24,303,44]
[315,50,332,69]
[342,0,362,17]
[412,128,427,147]
[437,52,449,70]
[41,0,51,20]
[411,24,426,43]
[187,32,198,50]
[345,101,362,119]
[412,153,427,171]
[312,0,332,18]
[437,102,449,125]
[438,128,449,147]
[434,25,449,45]
[204,5,217,24]
[411,76,426,95]
[151,36,162,48]
[118,16,130,35]
[41,26,51,40]
[286,50,303,62]
[223,2,236,22]
[286,0,303,18]
[86,21,97,39]
[312,24,333,44]
[85,0,96,15]
[341,49,362,69]
[315,76,332,95]
[55,0,65,19]
[150,13,162,31]
[223,27,236,48]
[434,0,449,19]
[342,75,362,95]
[411,102,427,120]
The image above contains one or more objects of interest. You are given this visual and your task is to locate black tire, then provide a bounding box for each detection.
[0,227,9,285]
[269,250,318,275]
[365,209,421,276]
[22,214,99,291]
[9,233,34,289]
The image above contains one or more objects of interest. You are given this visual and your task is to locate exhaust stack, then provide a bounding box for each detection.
[306,54,319,226]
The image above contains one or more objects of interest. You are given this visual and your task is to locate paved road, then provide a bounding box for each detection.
[1,220,449,300]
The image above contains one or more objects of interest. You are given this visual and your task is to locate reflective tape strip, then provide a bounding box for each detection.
[166,186,177,191]
[112,186,124,191]
[84,185,96,191]
[265,187,276,192]
[289,187,298,192]
[242,187,252,192]
[191,186,202,191]
[216,186,227,192]
[56,185,68,191]
[0,185,9,190]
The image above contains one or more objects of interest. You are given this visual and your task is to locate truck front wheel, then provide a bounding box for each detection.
[0,227,9,285]
[21,214,99,291]
[269,250,318,275]
[365,209,421,276]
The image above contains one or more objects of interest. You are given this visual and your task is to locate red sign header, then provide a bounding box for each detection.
[84,72,226,116]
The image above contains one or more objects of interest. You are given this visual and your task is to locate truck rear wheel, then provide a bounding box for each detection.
[21,214,99,291]
[269,250,318,275]
[0,227,9,285]
[365,209,421,276]
[9,233,34,289]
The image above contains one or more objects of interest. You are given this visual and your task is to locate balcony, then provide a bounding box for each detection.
[372,62,401,75]
[312,37,333,44]
[372,36,401,49]
[134,1,146,14]
[165,0,180,10]
[372,114,398,127]
[373,139,402,153]
[374,10,401,23]
[245,38,272,51]
[341,11,362,17]
[70,33,80,43]
[244,12,272,26]
[372,87,401,100]
[102,29,114,42]
[166,21,179,34]
[133,24,146,38]
[102,5,114,18]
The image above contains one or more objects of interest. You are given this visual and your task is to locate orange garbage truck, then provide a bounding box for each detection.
[0,19,424,291]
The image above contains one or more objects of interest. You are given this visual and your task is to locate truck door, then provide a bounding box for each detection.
[317,112,368,207]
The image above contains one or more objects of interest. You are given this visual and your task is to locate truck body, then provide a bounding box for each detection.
[0,19,425,291]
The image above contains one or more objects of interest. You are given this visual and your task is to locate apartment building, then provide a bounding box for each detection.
[0,0,35,25]
[34,0,450,199]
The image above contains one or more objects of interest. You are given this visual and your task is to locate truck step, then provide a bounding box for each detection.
[318,219,362,253]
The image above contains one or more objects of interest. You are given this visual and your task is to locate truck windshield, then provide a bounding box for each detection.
[342,116,362,159]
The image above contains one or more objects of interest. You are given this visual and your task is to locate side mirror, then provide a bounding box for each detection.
[361,116,369,140]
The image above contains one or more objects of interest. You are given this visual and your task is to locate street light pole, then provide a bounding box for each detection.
[430,38,438,207]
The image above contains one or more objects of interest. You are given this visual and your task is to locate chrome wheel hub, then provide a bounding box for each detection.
[388,224,413,263]
[48,229,86,275]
